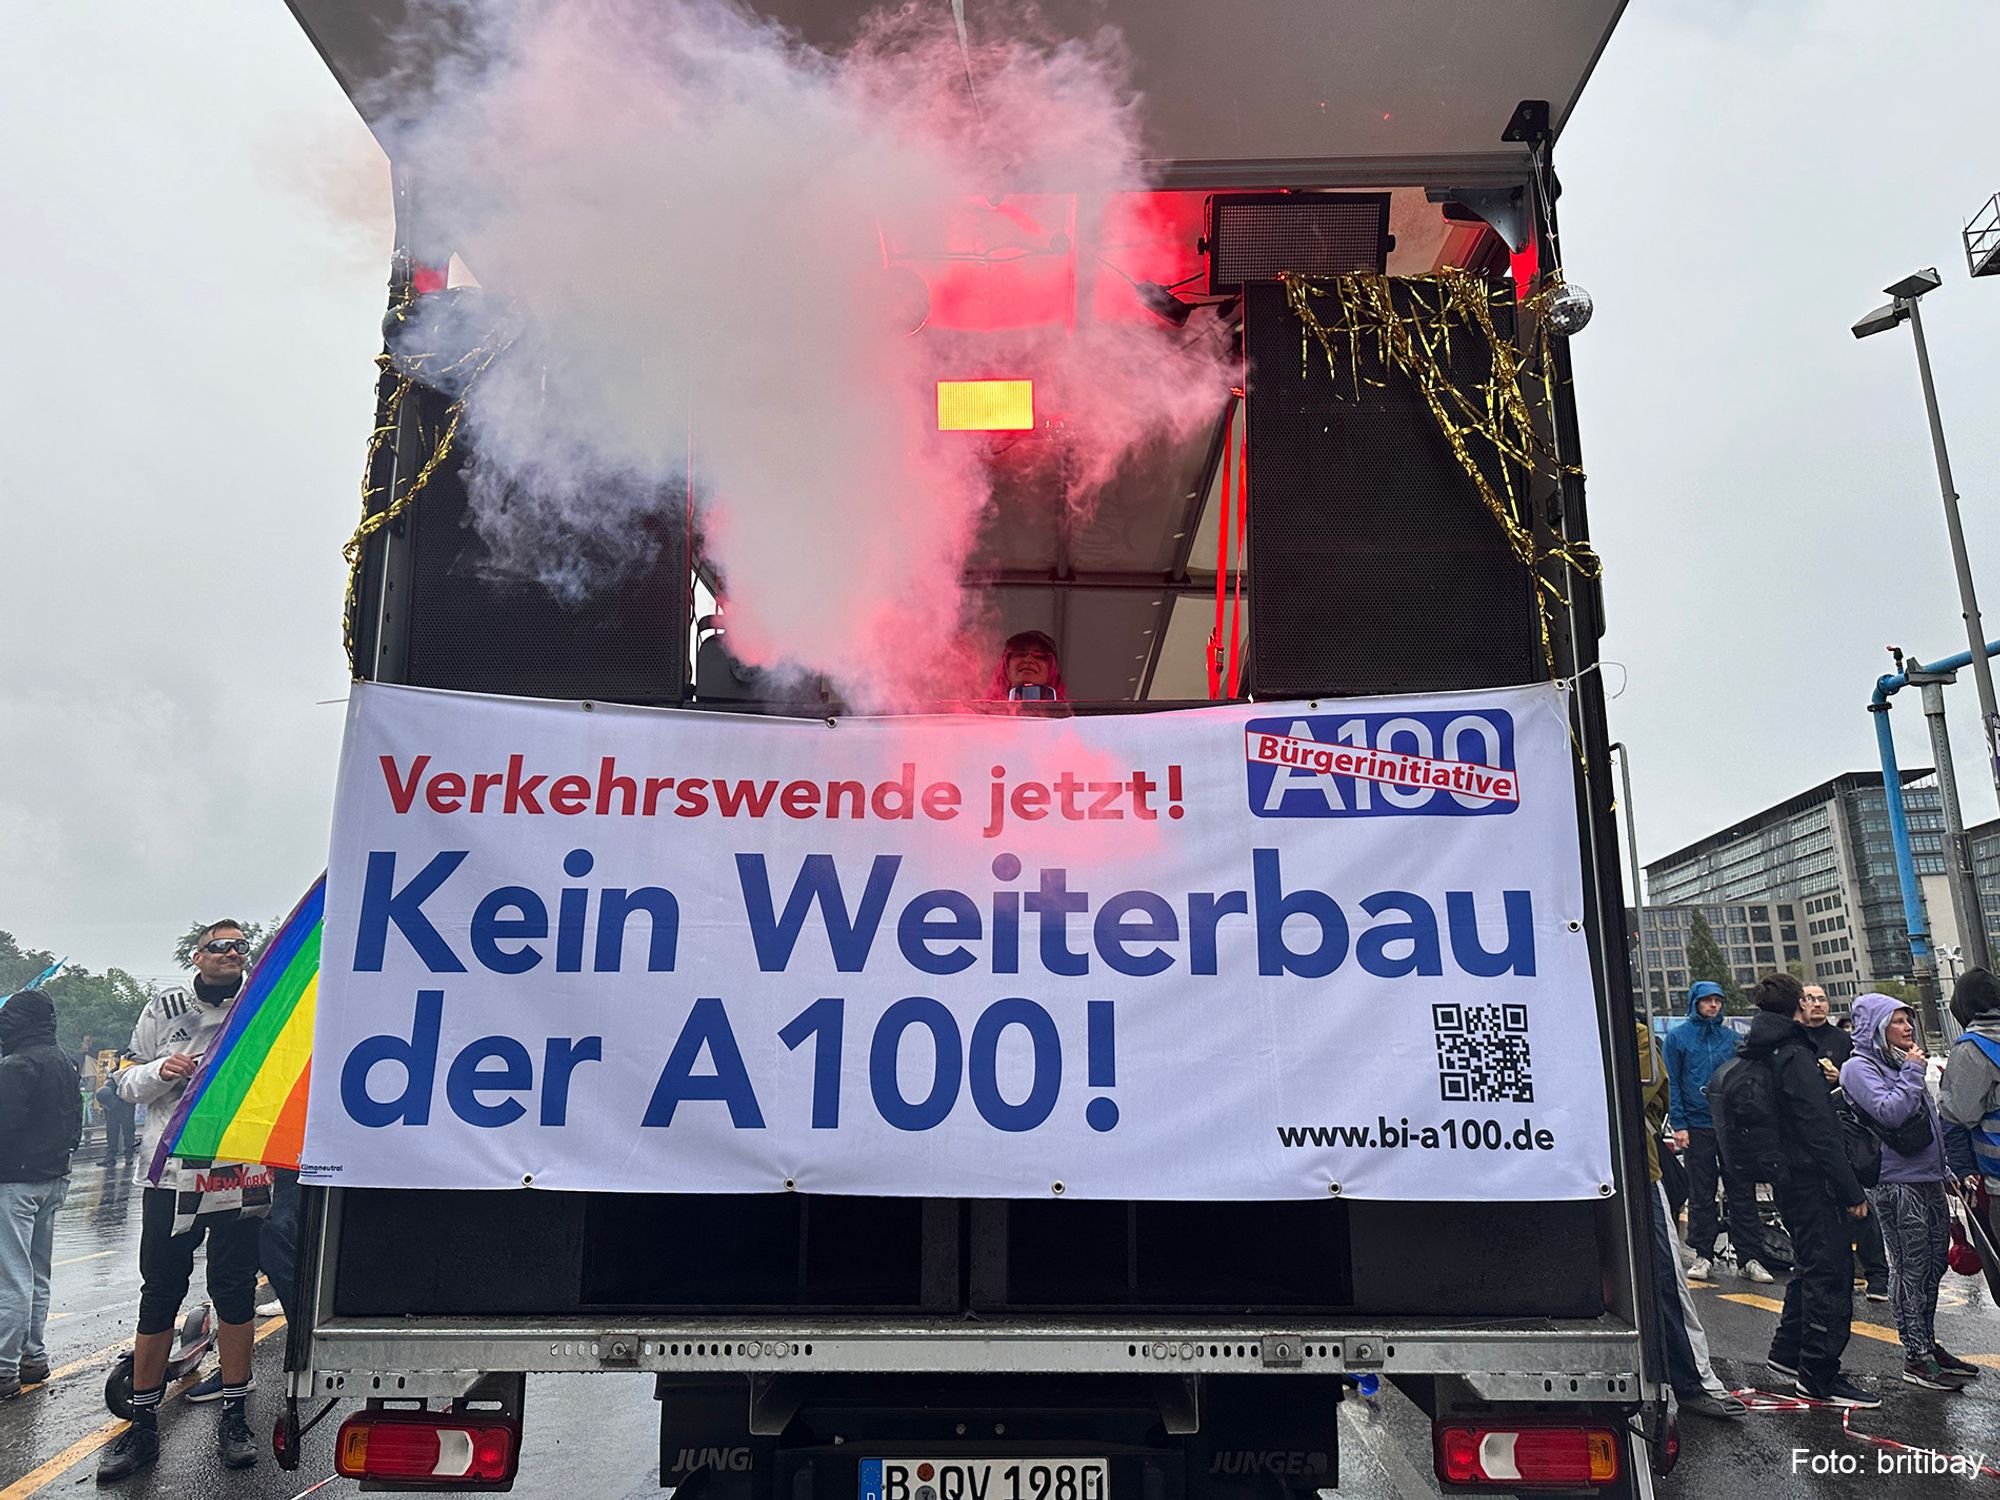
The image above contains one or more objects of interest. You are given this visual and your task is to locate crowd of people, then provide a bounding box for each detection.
[1,918,300,1482]
[1650,966,2000,1414]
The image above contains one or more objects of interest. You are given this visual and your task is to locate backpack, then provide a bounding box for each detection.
[1709,1055,1786,1184]
[1850,1092,1935,1158]
[1831,1093,1883,1190]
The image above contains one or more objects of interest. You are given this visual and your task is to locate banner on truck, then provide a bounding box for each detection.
[300,682,1614,1200]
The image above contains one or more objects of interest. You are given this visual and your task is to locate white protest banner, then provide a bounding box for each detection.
[300,682,1614,1200]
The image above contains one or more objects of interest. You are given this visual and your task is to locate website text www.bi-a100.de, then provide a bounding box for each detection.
[1276,1116,1557,1152]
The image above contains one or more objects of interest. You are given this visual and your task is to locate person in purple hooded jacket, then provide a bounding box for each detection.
[1839,993,1981,1391]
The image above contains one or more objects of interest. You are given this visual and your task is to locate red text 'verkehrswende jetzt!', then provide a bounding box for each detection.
[378,755,1185,839]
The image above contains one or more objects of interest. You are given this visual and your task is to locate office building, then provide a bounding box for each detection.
[1960,816,2000,973]
[1627,898,1806,1018]
[1642,770,1946,1002]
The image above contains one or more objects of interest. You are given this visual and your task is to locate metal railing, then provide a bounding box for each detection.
[1967,192,2000,278]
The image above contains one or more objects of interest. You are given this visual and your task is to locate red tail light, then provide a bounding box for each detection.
[336,1411,520,1487]
[1435,1423,1620,1489]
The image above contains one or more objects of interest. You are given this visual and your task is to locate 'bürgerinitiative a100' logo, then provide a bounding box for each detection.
[1244,709,1518,819]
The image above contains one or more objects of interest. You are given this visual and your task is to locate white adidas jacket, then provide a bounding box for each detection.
[118,980,241,1189]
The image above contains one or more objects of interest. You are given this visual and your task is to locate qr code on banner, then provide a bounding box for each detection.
[1433,1003,1534,1104]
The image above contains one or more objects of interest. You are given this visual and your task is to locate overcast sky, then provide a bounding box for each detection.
[7,1,2000,980]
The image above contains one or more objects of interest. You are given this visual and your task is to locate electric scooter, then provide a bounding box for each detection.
[104,1302,214,1419]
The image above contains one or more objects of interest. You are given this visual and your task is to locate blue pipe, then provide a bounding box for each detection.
[1869,689,1932,965]
[1872,638,2000,972]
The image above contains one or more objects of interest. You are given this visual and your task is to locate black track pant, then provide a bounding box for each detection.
[1684,1126,1768,1263]
[1769,1175,1854,1388]
[135,1186,261,1335]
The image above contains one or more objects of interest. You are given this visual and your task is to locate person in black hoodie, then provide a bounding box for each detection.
[0,989,82,1400]
[1738,972,1878,1407]
[1802,983,1889,1298]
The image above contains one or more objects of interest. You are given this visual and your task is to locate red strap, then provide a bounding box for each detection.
[1208,404,1234,699]
[1226,409,1248,697]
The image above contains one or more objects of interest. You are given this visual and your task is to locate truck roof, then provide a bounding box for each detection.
[286,0,1624,174]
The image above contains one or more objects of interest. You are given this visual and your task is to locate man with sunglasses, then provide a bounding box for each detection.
[98,921,262,1481]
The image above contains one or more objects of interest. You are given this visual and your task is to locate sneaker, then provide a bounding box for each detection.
[1865,1280,1889,1302]
[1930,1344,1981,1379]
[256,1299,283,1319]
[1740,1258,1775,1284]
[0,1376,20,1402]
[1767,1354,1800,1381]
[1677,1389,1746,1420]
[218,1407,258,1469]
[18,1356,49,1386]
[97,1423,160,1482]
[184,1369,230,1403]
[1902,1356,1971,1391]
[1794,1372,1882,1409]
[1687,1256,1713,1280]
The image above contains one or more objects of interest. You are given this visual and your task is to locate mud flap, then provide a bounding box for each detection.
[1186,1376,1341,1499]
[658,1378,769,1500]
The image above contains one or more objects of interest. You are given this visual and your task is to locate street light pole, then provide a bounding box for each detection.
[1856,272,2000,812]
[1611,741,1656,1036]
[1902,292,2000,808]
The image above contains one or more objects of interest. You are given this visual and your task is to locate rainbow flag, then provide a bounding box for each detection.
[156,875,323,1172]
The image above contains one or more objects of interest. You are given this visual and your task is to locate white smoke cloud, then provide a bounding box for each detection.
[383,0,1230,705]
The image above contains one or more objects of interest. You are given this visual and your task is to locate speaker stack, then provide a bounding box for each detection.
[1210,193,1541,700]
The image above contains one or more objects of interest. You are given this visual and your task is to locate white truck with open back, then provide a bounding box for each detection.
[279,2,1665,1494]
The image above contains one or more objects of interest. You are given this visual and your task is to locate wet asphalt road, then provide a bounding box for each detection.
[5,1156,1998,1497]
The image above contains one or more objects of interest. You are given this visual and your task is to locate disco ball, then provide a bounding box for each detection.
[1545,281,1594,336]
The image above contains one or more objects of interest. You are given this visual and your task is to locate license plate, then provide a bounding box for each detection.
[860,1459,1109,1500]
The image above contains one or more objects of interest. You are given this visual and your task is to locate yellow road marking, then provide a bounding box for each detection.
[1719,1291,1903,1347]
[0,1418,128,1500]
[52,1249,117,1268]
[1,1318,287,1496]
[1717,1292,2000,1366]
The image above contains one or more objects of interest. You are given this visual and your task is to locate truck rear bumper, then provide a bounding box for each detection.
[292,1317,1642,1405]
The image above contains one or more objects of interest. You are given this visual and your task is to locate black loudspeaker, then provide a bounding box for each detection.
[378,385,690,702]
[1243,280,1540,699]
[1206,192,1391,290]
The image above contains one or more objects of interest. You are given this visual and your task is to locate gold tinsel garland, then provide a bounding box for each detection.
[340,295,508,674]
[1281,268,1601,682]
